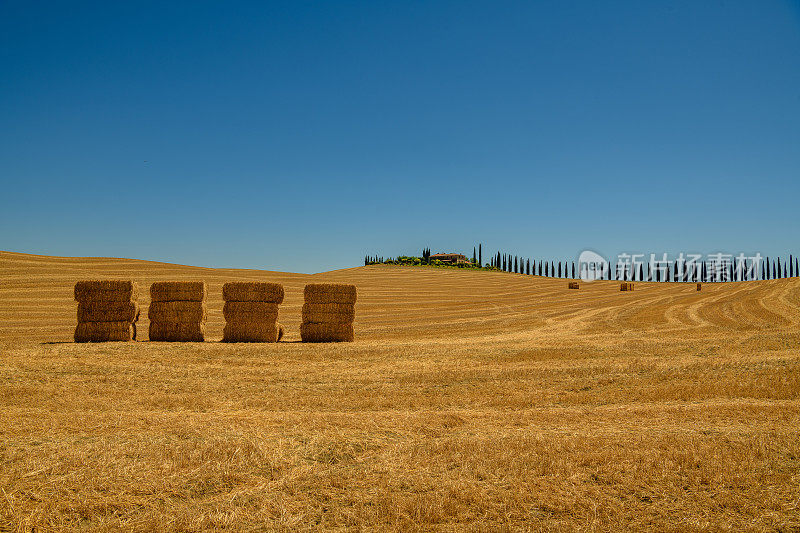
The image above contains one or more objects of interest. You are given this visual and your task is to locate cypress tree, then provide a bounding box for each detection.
[473,247,476,265]
[572,262,575,279]
[479,244,482,267]
[526,259,531,275]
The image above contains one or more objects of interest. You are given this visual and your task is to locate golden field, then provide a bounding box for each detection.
[1,250,799,531]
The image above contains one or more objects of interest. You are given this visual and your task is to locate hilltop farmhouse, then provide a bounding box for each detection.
[430,253,471,264]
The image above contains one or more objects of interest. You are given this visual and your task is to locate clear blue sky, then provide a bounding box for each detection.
[1,1,798,273]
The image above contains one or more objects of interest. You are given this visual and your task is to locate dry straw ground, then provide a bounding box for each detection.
[1,250,799,531]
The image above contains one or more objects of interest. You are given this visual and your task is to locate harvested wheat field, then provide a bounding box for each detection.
[1,250,799,531]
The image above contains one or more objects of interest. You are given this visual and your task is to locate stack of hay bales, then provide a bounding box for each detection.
[568,281,580,289]
[74,281,139,342]
[148,281,207,342]
[620,282,635,292]
[222,282,285,342]
[301,283,357,342]
[697,283,702,291]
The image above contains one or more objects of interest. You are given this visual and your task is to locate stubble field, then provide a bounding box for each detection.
[1,250,799,531]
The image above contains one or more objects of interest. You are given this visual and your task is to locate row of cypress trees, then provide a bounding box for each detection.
[488,251,799,282]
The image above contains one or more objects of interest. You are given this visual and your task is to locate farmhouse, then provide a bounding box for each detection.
[430,253,471,264]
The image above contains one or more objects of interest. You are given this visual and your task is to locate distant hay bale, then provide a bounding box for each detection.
[620,282,635,291]
[149,321,205,342]
[568,282,580,289]
[74,321,135,342]
[148,301,207,323]
[304,283,357,304]
[150,281,207,302]
[300,322,354,343]
[77,301,139,323]
[222,282,284,303]
[302,302,355,324]
[74,280,138,302]
[697,283,702,291]
[222,322,284,343]
[223,301,279,323]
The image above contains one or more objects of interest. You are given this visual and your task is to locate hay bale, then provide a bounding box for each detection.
[222,282,284,303]
[148,301,207,323]
[620,282,635,291]
[300,322,354,343]
[304,283,357,304]
[568,282,580,289]
[150,281,206,302]
[223,301,279,322]
[74,280,138,302]
[222,321,283,343]
[77,301,139,323]
[697,283,702,291]
[74,321,135,342]
[302,302,355,324]
[149,321,205,342]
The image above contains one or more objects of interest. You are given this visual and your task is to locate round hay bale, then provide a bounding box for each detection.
[304,283,357,304]
[300,322,354,343]
[74,321,135,342]
[150,281,206,302]
[148,301,207,323]
[77,301,139,323]
[74,280,138,302]
[223,301,279,323]
[302,302,355,324]
[149,321,205,342]
[222,282,284,303]
[222,321,282,343]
